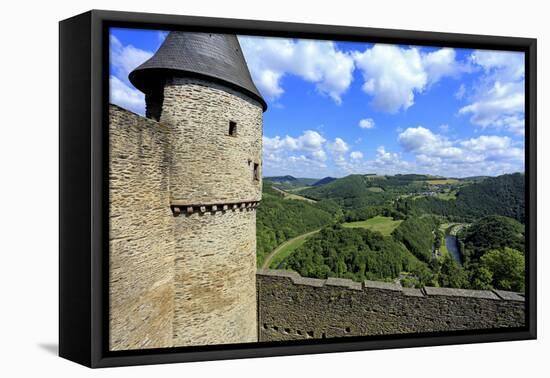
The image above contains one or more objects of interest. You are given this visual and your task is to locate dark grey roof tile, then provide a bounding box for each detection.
[129,32,266,111]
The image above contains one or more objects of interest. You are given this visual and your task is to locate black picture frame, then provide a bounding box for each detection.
[59,9,537,368]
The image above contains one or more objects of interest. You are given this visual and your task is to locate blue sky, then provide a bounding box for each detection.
[110,28,525,178]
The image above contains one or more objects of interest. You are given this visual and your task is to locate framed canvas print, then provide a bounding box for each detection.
[59,10,536,368]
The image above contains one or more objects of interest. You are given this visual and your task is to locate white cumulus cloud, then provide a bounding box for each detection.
[359,118,375,129]
[109,36,153,114]
[353,45,465,113]
[460,49,525,136]
[470,50,524,80]
[239,36,355,104]
[350,151,364,160]
[263,130,327,164]
[375,146,400,163]
[455,84,466,100]
[423,48,463,84]
[109,76,146,114]
[328,138,350,165]
[110,36,153,81]
[397,126,524,176]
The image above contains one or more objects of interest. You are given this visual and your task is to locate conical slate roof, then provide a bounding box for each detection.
[129,32,267,111]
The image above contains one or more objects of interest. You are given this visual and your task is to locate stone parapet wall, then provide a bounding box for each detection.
[257,269,525,342]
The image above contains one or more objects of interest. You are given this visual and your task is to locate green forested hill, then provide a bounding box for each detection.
[459,215,525,292]
[264,175,318,189]
[256,172,525,291]
[301,174,371,198]
[312,176,336,186]
[392,216,439,263]
[409,173,525,222]
[300,175,395,208]
[281,225,426,282]
[299,174,453,209]
[460,215,525,261]
[256,186,341,266]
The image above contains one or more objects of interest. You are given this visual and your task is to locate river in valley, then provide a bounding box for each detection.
[445,235,463,265]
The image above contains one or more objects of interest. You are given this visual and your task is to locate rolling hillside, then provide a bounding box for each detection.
[256,185,341,266]
[264,175,318,189]
[300,174,438,208]
[257,172,525,291]
[409,173,525,222]
[312,176,336,186]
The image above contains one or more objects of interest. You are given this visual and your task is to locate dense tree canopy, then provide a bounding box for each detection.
[408,173,524,222]
[392,216,438,263]
[257,173,525,292]
[256,186,340,266]
[436,255,468,288]
[300,174,436,209]
[344,205,406,222]
[281,225,425,283]
[478,248,525,292]
[460,215,525,263]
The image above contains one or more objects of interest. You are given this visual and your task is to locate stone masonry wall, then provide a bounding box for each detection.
[257,269,525,342]
[109,105,175,351]
[160,77,263,205]
[173,209,258,346]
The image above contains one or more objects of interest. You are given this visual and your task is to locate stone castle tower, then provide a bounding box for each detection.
[109,32,266,350]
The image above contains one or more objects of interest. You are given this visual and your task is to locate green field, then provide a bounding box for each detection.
[439,235,450,258]
[342,216,403,236]
[366,175,386,180]
[286,186,310,193]
[367,187,384,192]
[435,190,457,200]
[426,179,459,185]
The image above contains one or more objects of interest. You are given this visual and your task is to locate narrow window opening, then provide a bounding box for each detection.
[253,163,260,181]
[229,121,237,136]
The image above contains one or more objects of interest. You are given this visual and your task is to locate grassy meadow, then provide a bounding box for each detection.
[342,215,403,236]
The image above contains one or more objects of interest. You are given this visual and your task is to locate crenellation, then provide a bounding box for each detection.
[364,280,402,291]
[171,201,261,216]
[423,286,500,300]
[402,288,424,297]
[326,277,362,291]
[493,290,525,301]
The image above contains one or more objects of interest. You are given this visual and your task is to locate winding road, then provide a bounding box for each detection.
[271,186,317,203]
[261,229,321,269]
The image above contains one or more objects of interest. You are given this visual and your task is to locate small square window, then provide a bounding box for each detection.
[229,121,237,136]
